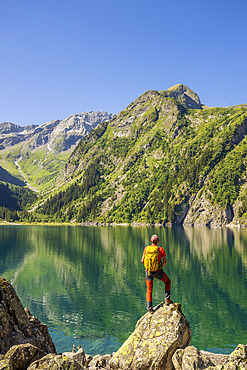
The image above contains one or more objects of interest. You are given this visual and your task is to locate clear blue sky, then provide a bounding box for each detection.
[1,0,247,126]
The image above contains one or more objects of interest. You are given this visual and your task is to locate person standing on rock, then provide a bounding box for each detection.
[141,234,173,313]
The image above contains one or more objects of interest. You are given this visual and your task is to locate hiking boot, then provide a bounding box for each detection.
[148,308,154,314]
[165,298,173,305]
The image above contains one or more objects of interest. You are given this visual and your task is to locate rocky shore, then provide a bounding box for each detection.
[0,276,246,369]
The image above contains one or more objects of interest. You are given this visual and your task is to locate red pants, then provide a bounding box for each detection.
[145,269,171,309]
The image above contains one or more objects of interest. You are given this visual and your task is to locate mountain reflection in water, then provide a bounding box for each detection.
[0,225,246,355]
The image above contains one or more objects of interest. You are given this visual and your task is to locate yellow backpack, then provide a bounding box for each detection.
[144,245,160,272]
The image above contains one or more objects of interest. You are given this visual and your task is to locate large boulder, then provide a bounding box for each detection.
[62,348,86,367]
[88,353,113,369]
[0,277,56,355]
[0,343,46,370]
[172,346,220,369]
[27,353,82,369]
[61,349,113,369]
[172,344,247,369]
[109,302,191,370]
[208,344,247,369]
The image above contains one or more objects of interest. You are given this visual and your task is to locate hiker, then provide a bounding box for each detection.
[141,234,172,313]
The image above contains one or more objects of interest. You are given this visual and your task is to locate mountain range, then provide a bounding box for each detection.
[1,84,247,227]
[0,111,113,192]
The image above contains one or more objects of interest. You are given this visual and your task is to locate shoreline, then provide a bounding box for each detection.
[0,220,247,228]
[0,221,164,227]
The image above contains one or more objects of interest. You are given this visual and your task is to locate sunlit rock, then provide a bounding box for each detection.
[0,277,56,355]
[88,353,113,368]
[172,344,247,369]
[0,343,46,369]
[172,346,216,369]
[62,347,86,367]
[27,353,82,369]
[109,302,191,370]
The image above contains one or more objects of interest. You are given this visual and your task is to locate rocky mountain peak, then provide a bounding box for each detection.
[0,122,23,134]
[125,84,202,114]
[0,122,39,135]
[108,85,201,140]
[0,111,114,152]
[47,111,114,152]
[160,84,202,109]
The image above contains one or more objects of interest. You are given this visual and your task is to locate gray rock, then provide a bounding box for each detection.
[3,343,46,370]
[183,191,234,227]
[109,302,191,370]
[0,112,114,152]
[226,344,247,369]
[88,353,112,369]
[172,346,215,369]
[62,348,86,367]
[0,122,37,135]
[172,344,247,369]
[0,277,56,355]
[27,353,82,369]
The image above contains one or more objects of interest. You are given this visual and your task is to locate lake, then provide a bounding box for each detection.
[0,224,246,356]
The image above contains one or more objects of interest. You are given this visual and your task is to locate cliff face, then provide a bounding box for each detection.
[47,112,113,152]
[183,192,235,227]
[0,277,56,355]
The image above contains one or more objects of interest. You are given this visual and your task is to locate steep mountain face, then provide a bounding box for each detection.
[160,84,202,109]
[32,84,247,227]
[0,122,38,135]
[0,112,113,151]
[0,111,113,191]
[47,111,113,152]
[65,89,184,177]
[0,123,39,148]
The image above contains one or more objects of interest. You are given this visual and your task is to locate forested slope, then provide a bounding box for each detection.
[0,182,37,222]
[24,85,247,226]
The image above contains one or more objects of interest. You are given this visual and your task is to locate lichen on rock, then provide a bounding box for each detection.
[0,277,56,355]
[27,353,82,369]
[172,344,247,370]
[109,302,191,370]
[2,343,46,369]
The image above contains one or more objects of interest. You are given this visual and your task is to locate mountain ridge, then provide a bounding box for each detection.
[29,84,247,227]
[0,111,114,151]
[2,83,247,227]
[0,111,114,192]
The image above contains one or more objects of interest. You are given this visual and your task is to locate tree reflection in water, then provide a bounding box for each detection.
[0,225,246,355]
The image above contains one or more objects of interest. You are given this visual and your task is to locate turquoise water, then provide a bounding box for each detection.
[0,224,246,356]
